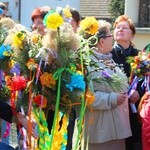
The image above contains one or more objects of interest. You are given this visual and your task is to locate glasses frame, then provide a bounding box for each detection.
[102,34,113,39]
[98,34,113,39]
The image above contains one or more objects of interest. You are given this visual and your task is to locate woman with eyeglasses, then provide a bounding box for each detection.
[111,15,144,150]
[84,19,131,150]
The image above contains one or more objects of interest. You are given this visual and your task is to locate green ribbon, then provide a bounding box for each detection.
[53,64,76,80]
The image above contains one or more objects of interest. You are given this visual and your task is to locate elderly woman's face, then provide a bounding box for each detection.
[98,30,113,54]
[113,21,133,43]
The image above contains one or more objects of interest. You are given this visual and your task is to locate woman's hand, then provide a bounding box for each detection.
[15,112,38,139]
[130,90,140,103]
[117,93,127,105]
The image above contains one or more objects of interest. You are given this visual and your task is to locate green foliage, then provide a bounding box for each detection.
[109,0,125,23]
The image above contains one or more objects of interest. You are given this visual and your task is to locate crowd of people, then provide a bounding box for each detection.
[0,1,150,150]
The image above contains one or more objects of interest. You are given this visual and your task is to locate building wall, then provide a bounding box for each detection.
[1,0,80,29]
[133,29,150,50]
[125,0,150,50]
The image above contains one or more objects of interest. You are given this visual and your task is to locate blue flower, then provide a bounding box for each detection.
[0,45,11,59]
[0,8,3,15]
[66,74,85,92]
[10,63,20,75]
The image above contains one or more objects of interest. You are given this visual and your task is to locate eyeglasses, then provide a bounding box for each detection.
[98,34,113,39]
[103,34,113,39]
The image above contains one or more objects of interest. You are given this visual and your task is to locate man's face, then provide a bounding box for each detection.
[32,17,45,35]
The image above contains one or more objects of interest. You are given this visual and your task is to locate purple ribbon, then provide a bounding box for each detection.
[127,76,138,98]
[127,76,138,113]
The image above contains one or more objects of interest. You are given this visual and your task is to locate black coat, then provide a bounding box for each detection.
[111,44,143,150]
[111,44,139,77]
[0,100,14,123]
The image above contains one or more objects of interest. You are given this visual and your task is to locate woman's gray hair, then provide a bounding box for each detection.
[96,20,111,39]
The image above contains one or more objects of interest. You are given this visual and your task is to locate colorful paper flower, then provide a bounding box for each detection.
[63,7,72,19]
[101,70,111,78]
[33,94,47,108]
[66,73,85,92]
[5,75,27,91]
[26,59,38,70]
[0,8,3,15]
[12,32,25,47]
[128,51,150,77]
[80,16,99,35]
[0,45,11,59]
[85,91,95,105]
[40,72,56,89]
[12,75,27,91]
[43,10,63,30]
[10,63,20,75]
[31,34,41,44]
[5,75,13,90]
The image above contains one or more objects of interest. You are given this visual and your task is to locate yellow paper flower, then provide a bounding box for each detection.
[45,12,63,30]
[76,70,83,75]
[40,72,56,88]
[12,32,25,47]
[80,16,99,35]
[31,34,41,44]
[130,63,137,69]
[8,60,15,69]
[63,8,72,18]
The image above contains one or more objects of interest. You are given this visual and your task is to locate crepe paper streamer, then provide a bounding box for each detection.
[49,73,62,150]
[19,107,28,149]
[129,103,137,113]
[51,112,69,150]
[27,93,35,146]
[127,76,138,113]
[44,55,48,69]
[35,48,45,58]
[74,94,87,150]
[35,58,42,85]
[146,76,150,91]
[33,108,50,149]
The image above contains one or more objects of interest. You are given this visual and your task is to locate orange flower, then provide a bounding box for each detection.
[33,94,47,108]
[26,59,38,70]
[85,91,95,105]
[40,72,56,89]
[5,75,13,90]
[31,35,41,44]
[134,56,141,64]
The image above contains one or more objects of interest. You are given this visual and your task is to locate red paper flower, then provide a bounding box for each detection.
[33,94,47,108]
[12,75,27,91]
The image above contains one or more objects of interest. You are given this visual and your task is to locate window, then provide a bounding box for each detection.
[138,0,150,27]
